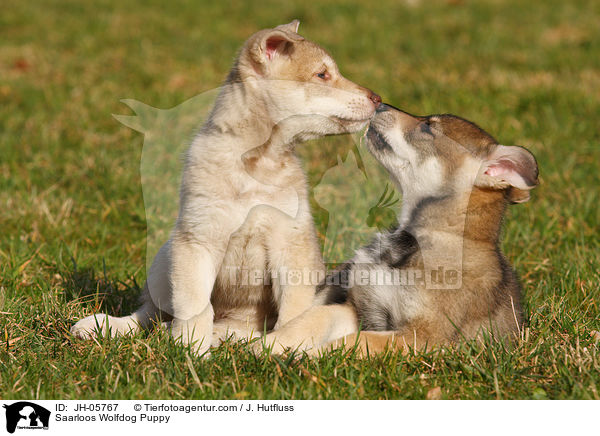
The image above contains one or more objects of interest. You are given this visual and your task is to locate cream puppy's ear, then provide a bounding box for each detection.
[476,145,539,194]
[275,19,300,34]
[247,26,304,73]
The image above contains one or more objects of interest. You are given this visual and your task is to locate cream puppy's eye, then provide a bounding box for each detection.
[315,70,331,80]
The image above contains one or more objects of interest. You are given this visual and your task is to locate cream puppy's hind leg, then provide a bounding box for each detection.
[70,299,159,339]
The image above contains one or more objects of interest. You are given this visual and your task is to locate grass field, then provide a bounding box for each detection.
[1,0,599,400]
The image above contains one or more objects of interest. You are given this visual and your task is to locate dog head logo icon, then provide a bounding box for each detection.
[3,402,50,434]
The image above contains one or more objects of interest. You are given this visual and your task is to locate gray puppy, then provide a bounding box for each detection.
[256,103,538,356]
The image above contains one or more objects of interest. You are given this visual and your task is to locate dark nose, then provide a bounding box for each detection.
[376,103,391,113]
[368,91,382,108]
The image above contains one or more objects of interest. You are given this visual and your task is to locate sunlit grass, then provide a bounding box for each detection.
[0,0,599,399]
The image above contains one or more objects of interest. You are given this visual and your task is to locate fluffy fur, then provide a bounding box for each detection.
[71,21,381,354]
[255,104,539,356]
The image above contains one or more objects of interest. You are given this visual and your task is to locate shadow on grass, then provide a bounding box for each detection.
[62,266,142,318]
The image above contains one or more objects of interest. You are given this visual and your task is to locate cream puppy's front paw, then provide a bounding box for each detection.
[170,317,212,357]
[251,332,311,356]
[251,340,288,356]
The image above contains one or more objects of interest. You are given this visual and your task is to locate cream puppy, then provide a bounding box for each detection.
[71,20,381,355]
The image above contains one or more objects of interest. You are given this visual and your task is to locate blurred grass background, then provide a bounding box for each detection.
[1,0,599,399]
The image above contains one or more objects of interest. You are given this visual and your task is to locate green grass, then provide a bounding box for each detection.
[1,0,599,399]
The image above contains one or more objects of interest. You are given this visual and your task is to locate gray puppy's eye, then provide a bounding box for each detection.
[419,120,435,136]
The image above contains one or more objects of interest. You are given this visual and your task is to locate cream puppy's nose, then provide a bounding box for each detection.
[368,90,382,108]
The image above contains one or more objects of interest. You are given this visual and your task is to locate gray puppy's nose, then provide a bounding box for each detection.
[376,103,391,113]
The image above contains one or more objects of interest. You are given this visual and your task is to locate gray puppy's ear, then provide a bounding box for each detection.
[507,187,532,204]
[476,145,539,192]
